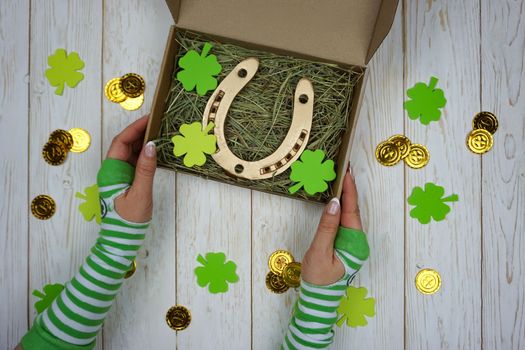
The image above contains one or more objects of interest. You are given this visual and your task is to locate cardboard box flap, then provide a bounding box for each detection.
[165,0,398,66]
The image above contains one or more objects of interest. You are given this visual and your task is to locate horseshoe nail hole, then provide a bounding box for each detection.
[234,164,244,173]
[238,69,247,78]
[299,94,309,104]
[211,106,217,113]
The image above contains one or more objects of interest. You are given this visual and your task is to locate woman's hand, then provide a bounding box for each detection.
[301,169,363,285]
[106,115,157,223]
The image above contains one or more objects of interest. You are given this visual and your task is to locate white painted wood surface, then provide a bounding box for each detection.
[481,1,525,349]
[0,0,524,349]
[0,1,29,348]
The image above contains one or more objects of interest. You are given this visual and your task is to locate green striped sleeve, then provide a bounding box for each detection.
[282,226,369,349]
[21,159,150,350]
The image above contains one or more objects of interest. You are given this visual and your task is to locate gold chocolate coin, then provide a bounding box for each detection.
[104,78,127,103]
[282,262,301,288]
[31,195,56,220]
[124,260,136,279]
[119,94,144,111]
[387,134,412,159]
[165,305,191,331]
[120,73,145,98]
[415,268,442,295]
[265,271,289,294]
[375,141,402,166]
[467,128,494,154]
[42,141,67,165]
[49,129,74,150]
[472,111,498,134]
[268,250,295,275]
[68,128,91,153]
[404,144,429,169]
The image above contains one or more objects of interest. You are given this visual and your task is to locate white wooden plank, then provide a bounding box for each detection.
[332,5,405,349]
[251,194,321,350]
[101,0,176,349]
[176,174,251,349]
[28,1,103,349]
[481,1,525,348]
[405,0,482,348]
[0,0,29,348]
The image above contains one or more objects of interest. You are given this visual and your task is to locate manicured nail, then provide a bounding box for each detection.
[145,141,156,158]
[348,163,355,179]
[327,197,340,215]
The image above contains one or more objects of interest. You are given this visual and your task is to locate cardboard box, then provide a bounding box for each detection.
[145,0,399,201]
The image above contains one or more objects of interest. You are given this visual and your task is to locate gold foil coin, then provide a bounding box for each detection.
[472,111,498,134]
[268,250,295,275]
[265,271,289,294]
[415,268,442,295]
[124,260,136,279]
[404,144,429,169]
[375,141,402,166]
[49,129,74,151]
[387,134,412,159]
[120,73,145,98]
[104,78,127,103]
[467,128,494,154]
[31,195,56,220]
[165,305,191,331]
[68,128,91,153]
[119,94,144,111]
[42,141,67,165]
[282,262,301,288]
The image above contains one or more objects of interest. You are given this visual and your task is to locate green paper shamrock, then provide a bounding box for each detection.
[404,76,447,125]
[194,252,239,294]
[289,149,336,195]
[33,283,64,314]
[45,49,85,95]
[336,286,376,328]
[176,42,222,96]
[408,182,459,224]
[76,184,102,224]
[172,121,217,167]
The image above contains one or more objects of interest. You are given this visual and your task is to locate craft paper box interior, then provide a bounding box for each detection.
[145,0,399,203]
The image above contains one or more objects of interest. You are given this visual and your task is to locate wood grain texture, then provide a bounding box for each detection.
[28,1,103,348]
[333,5,405,349]
[251,194,321,350]
[0,0,29,348]
[101,0,176,348]
[481,1,525,349]
[404,0,482,348]
[176,174,251,349]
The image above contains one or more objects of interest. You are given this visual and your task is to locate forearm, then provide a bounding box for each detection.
[282,227,369,350]
[21,159,148,350]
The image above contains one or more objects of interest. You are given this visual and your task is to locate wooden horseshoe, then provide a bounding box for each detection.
[202,58,314,180]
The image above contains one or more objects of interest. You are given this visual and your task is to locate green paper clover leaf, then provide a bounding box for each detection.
[172,121,217,167]
[76,184,102,224]
[33,283,64,314]
[194,252,239,294]
[176,42,222,96]
[408,182,459,224]
[336,286,376,328]
[289,149,336,195]
[45,48,85,95]
[404,76,447,125]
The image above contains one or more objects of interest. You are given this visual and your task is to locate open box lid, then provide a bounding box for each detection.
[165,0,398,66]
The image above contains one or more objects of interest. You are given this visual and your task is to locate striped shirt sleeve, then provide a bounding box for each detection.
[282,227,370,350]
[21,159,148,350]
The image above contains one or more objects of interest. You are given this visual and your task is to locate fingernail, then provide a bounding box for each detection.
[327,197,340,215]
[145,141,156,158]
[348,163,355,179]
